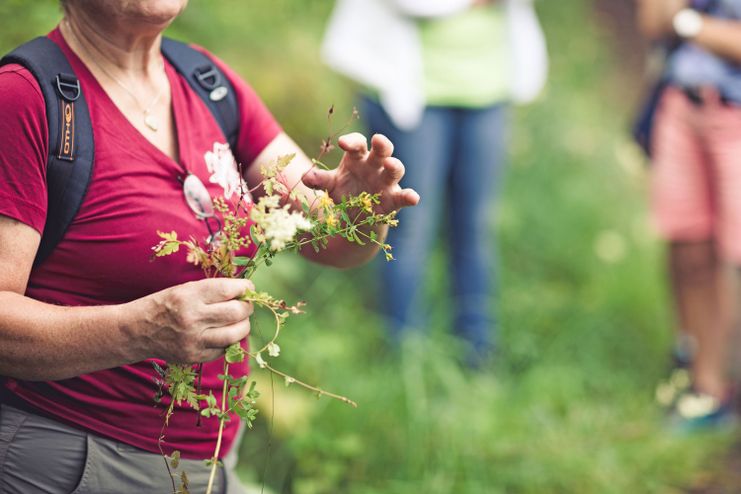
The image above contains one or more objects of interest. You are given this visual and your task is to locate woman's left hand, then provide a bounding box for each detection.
[302,133,420,214]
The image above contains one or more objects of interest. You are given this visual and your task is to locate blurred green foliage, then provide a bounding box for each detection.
[1,1,731,493]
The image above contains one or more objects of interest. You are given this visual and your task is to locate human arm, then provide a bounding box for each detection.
[691,16,741,63]
[636,0,687,39]
[0,216,255,381]
[636,0,741,63]
[245,132,420,269]
[197,49,419,267]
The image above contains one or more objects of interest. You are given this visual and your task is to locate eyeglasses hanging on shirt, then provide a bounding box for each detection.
[182,173,223,246]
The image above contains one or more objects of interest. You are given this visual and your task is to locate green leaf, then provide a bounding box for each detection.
[247,380,259,399]
[249,224,261,244]
[276,153,296,169]
[157,230,178,242]
[206,391,217,409]
[232,256,252,266]
[353,230,366,245]
[203,458,223,468]
[234,403,259,422]
[155,241,180,257]
[225,343,245,364]
[233,405,251,420]
[169,450,180,469]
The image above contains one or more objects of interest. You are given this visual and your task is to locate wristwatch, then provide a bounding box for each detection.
[673,8,704,39]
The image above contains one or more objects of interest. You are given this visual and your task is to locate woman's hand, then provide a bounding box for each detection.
[133,278,254,364]
[245,132,419,268]
[302,133,420,214]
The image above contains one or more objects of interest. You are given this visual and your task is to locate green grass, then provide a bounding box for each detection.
[2,1,733,492]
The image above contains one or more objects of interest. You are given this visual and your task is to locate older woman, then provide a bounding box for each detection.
[0,1,419,492]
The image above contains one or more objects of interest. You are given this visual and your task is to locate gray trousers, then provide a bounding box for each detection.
[0,404,247,494]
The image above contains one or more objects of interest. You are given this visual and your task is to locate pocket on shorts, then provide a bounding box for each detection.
[0,405,90,494]
[69,435,94,494]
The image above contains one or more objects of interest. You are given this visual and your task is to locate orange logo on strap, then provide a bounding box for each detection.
[58,100,75,161]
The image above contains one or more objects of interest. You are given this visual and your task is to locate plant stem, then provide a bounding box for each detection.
[206,362,230,494]
[262,362,358,408]
[158,402,177,494]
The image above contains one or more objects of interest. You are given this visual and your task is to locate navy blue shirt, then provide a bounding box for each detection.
[666,0,741,101]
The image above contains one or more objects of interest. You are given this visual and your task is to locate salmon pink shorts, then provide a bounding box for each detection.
[650,86,741,263]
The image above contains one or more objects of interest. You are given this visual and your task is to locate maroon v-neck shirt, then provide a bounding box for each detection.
[0,28,281,458]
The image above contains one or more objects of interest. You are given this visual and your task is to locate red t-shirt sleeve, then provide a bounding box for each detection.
[0,64,48,234]
[192,46,282,168]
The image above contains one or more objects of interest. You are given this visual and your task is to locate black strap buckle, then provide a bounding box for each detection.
[55,74,81,102]
[194,65,221,91]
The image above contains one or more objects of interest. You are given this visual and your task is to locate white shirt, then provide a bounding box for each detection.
[322,0,549,130]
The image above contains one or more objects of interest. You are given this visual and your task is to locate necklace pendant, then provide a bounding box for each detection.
[144,114,159,132]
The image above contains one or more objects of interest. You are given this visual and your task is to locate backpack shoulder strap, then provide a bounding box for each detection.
[1,37,95,267]
[160,38,240,151]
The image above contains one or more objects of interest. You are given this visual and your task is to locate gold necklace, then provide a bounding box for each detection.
[64,20,165,132]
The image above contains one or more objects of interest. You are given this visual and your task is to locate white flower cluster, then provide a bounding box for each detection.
[251,195,313,251]
[204,142,245,200]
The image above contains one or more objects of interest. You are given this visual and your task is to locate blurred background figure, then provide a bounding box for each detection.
[636,0,741,428]
[322,0,547,367]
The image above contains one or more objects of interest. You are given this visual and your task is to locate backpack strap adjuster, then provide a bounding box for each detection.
[161,38,239,150]
[194,65,221,91]
[194,65,229,101]
[55,73,81,101]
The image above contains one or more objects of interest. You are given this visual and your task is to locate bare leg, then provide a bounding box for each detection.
[669,240,734,400]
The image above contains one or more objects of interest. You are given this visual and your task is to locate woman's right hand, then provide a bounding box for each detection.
[0,214,254,380]
[131,278,254,364]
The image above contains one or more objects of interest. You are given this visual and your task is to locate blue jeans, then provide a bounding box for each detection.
[362,97,508,361]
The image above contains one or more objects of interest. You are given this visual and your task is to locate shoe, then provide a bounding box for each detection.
[668,390,736,432]
[655,367,692,408]
[655,339,695,409]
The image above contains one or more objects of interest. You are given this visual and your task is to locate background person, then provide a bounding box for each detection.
[0,0,418,491]
[322,0,547,366]
[636,0,741,427]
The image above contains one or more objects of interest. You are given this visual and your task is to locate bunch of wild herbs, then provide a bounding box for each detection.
[151,131,397,493]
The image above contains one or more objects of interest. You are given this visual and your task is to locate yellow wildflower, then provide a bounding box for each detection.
[325,214,338,228]
[319,192,334,210]
[361,195,373,213]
